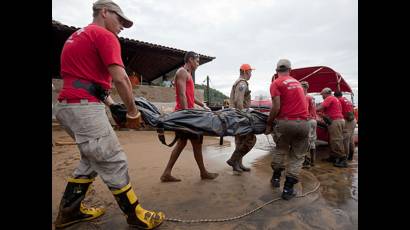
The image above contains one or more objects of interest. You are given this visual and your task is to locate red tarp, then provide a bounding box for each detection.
[289,66,352,93]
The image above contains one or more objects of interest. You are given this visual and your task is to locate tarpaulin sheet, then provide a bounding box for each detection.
[290,66,353,93]
[135,97,268,136]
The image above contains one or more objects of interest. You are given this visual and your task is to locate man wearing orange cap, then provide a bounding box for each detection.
[226,64,257,173]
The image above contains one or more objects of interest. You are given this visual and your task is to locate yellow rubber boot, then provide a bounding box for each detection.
[54,178,105,228]
[112,183,165,229]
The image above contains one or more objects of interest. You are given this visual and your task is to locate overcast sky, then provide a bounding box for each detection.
[52,0,358,103]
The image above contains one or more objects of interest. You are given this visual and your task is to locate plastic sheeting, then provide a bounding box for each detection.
[135,97,268,136]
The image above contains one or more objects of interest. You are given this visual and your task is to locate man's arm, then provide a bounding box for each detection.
[194,98,204,107]
[317,97,329,112]
[194,97,211,110]
[336,73,342,93]
[265,96,280,134]
[175,69,188,109]
[103,95,115,106]
[108,65,138,116]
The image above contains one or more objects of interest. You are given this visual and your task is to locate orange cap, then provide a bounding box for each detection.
[240,64,255,71]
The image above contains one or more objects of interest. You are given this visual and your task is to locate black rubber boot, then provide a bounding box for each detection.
[226,151,243,172]
[282,176,298,200]
[270,167,284,188]
[302,156,311,169]
[334,156,348,168]
[347,145,354,160]
[238,157,251,172]
[55,178,105,228]
[310,149,316,166]
[322,155,336,163]
[112,183,164,229]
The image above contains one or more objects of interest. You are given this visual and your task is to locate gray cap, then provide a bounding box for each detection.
[93,0,133,28]
[276,59,291,71]
[320,87,332,95]
[300,81,309,88]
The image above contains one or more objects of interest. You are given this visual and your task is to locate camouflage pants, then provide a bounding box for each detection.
[55,101,130,190]
[231,133,257,159]
[271,120,310,180]
[328,119,346,158]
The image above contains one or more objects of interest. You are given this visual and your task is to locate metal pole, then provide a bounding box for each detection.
[206,75,210,105]
[220,104,224,145]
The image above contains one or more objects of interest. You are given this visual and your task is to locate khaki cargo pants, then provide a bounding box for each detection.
[271,119,310,180]
[55,100,130,190]
[343,119,357,156]
[328,119,346,158]
[308,119,317,150]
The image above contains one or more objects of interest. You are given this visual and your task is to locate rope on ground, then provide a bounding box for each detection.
[165,173,321,223]
[54,141,77,146]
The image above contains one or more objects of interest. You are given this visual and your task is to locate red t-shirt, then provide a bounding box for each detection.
[338,96,354,119]
[270,75,308,120]
[306,95,317,120]
[175,69,195,111]
[58,23,124,102]
[321,95,344,120]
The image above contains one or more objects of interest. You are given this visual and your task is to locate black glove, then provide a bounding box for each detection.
[322,116,333,126]
[109,103,127,127]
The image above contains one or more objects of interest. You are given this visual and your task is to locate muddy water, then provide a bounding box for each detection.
[250,134,359,228]
[203,134,358,229]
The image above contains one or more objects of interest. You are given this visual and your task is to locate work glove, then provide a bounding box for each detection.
[125,111,142,129]
[264,125,273,135]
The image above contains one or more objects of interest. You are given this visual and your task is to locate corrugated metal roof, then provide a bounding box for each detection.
[52,20,215,82]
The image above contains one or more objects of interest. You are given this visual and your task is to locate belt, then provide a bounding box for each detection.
[58,98,100,104]
[277,117,308,121]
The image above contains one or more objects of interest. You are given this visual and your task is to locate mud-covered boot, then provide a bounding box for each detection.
[270,167,284,188]
[322,155,336,163]
[334,156,348,168]
[347,145,354,161]
[238,157,251,172]
[282,176,298,200]
[226,151,243,172]
[112,183,165,229]
[54,178,105,228]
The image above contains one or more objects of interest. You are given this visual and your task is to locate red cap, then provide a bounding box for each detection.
[240,64,255,71]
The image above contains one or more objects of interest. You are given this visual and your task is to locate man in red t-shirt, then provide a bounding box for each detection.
[316,88,347,167]
[54,1,164,228]
[334,91,357,160]
[265,59,310,200]
[300,81,317,168]
[160,51,218,182]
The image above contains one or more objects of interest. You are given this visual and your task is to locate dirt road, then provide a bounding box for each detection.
[52,128,358,229]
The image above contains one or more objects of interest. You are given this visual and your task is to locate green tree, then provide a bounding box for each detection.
[195,84,228,106]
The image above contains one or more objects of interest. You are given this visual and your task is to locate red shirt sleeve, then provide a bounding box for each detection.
[94,31,124,68]
[322,96,331,108]
[270,81,281,98]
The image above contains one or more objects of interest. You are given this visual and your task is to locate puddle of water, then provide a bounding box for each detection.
[200,134,358,228]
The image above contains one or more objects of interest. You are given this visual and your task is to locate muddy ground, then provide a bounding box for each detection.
[52,127,358,229]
